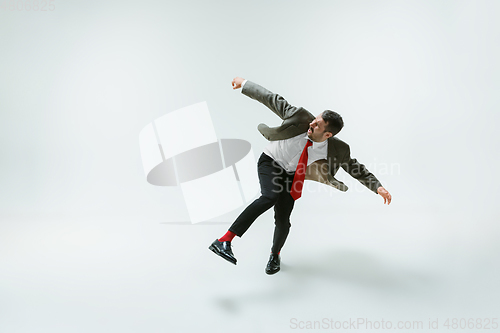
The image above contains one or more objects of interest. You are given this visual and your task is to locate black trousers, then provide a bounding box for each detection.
[229,153,296,255]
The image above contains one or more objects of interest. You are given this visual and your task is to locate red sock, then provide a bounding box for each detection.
[218,230,236,242]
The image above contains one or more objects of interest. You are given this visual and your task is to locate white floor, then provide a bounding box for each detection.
[1,205,498,333]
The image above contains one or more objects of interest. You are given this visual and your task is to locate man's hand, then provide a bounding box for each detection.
[377,187,392,205]
[232,77,245,90]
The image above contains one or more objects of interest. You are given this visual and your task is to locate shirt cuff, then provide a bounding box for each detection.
[241,79,248,91]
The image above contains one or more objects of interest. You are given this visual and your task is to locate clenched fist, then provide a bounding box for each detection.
[232,77,245,90]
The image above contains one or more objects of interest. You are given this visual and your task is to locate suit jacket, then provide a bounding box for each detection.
[242,80,382,194]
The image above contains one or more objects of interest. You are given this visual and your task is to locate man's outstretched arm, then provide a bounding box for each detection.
[231,76,303,120]
[341,146,392,205]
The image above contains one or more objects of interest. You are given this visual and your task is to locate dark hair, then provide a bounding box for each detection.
[321,110,344,136]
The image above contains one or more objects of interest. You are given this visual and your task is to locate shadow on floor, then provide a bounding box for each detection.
[212,248,441,313]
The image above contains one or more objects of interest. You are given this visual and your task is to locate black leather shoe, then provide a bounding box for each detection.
[265,253,280,275]
[209,239,237,265]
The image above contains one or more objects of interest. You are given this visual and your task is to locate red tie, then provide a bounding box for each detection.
[290,140,313,200]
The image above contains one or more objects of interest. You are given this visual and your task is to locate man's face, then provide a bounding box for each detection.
[307,113,333,142]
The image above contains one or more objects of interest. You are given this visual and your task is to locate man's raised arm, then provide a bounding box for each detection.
[231,76,303,120]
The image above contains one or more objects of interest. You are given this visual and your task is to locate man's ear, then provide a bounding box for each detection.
[325,132,333,139]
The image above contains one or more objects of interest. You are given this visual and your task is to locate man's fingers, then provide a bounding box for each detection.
[232,77,244,89]
[385,194,391,205]
[378,189,392,205]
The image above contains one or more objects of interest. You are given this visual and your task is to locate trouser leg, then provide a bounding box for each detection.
[271,177,295,254]
[228,195,276,236]
[228,153,286,237]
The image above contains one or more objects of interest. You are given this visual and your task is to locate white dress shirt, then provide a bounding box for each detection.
[241,80,328,172]
[263,133,328,172]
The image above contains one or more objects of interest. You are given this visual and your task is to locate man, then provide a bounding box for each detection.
[209,77,392,275]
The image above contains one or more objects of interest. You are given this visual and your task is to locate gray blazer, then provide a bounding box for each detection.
[242,80,383,194]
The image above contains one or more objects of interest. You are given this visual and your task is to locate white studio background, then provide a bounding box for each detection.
[1,1,499,332]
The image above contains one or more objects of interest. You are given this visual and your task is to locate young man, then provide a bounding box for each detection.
[209,77,392,275]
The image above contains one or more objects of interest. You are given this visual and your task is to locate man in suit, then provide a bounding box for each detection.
[209,77,392,275]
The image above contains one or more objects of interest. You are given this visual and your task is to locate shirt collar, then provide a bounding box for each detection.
[302,133,328,149]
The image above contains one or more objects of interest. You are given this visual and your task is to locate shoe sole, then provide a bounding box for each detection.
[209,244,237,265]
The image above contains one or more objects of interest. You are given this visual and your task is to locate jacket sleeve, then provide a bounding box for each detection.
[241,80,302,120]
[341,146,383,194]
